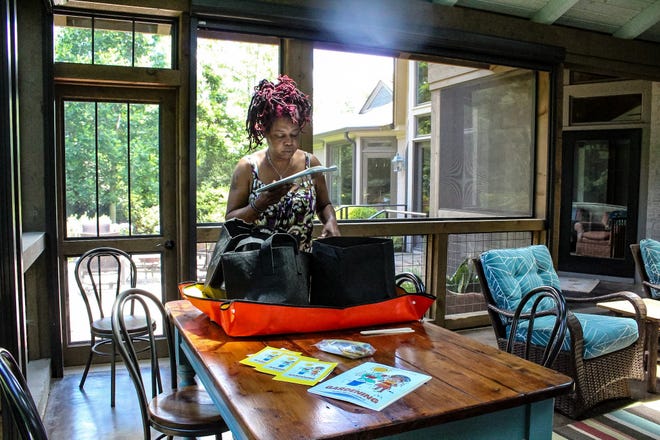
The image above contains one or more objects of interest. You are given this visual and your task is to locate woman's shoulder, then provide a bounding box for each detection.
[304,151,322,167]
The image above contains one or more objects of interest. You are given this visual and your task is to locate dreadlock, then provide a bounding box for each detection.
[245,75,312,149]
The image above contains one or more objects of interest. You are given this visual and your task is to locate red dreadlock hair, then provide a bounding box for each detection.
[245,75,312,149]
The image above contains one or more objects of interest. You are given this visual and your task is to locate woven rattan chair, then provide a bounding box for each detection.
[0,348,49,440]
[473,245,646,419]
[112,288,227,439]
[631,241,660,299]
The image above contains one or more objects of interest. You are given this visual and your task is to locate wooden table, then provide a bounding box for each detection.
[166,300,572,440]
[597,297,659,392]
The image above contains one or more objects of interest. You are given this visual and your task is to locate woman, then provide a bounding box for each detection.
[225,75,340,251]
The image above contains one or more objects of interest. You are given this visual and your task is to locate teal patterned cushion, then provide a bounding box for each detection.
[508,313,639,360]
[480,245,561,312]
[481,245,639,360]
[640,238,660,299]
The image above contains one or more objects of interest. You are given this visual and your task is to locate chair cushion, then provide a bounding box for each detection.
[482,245,640,360]
[581,231,610,241]
[509,313,639,360]
[640,238,660,299]
[480,245,561,312]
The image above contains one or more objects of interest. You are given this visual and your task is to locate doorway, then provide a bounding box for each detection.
[55,85,178,366]
[558,129,641,277]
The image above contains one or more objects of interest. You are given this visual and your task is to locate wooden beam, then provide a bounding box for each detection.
[531,0,579,25]
[613,1,660,39]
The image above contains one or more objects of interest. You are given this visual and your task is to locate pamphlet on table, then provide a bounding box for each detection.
[308,361,432,411]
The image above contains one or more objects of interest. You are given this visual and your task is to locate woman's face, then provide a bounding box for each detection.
[265,117,301,159]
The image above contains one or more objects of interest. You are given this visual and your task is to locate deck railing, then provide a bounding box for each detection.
[196,218,546,330]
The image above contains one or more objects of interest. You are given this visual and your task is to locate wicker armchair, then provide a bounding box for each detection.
[473,245,646,419]
[631,240,660,299]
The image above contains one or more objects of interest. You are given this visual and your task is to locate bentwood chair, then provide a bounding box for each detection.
[111,288,227,439]
[0,348,49,440]
[506,287,568,368]
[74,247,154,407]
[474,245,646,419]
[631,239,660,299]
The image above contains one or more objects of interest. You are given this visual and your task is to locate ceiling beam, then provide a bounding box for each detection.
[613,0,660,39]
[431,0,459,6]
[531,0,579,25]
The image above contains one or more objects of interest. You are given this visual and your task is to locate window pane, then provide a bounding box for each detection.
[416,61,430,104]
[53,14,174,68]
[54,15,92,63]
[313,48,394,134]
[328,142,353,207]
[64,100,161,237]
[365,157,392,204]
[438,70,535,217]
[130,103,161,234]
[134,21,172,68]
[195,37,279,223]
[414,140,430,215]
[64,101,96,234]
[94,18,132,66]
[570,94,641,124]
[416,115,431,136]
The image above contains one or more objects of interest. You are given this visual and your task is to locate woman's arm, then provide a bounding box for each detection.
[225,157,291,221]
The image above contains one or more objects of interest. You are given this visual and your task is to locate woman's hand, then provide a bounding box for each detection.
[257,183,292,208]
[320,220,340,238]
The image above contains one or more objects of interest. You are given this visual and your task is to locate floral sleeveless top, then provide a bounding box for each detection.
[247,152,316,251]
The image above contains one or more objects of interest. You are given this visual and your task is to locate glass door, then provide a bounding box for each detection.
[56,85,177,366]
[558,129,641,277]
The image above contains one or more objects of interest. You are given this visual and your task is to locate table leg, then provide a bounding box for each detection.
[173,327,197,387]
[646,321,658,393]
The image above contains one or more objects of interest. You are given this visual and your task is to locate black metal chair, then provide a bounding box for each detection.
[0,348,49,440]
[507,286,568,368]
[74,247,154,407]
[111,288,227,439]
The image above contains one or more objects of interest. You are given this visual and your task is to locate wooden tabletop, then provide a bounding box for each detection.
[166,300,573,440]
[597,297,659,321]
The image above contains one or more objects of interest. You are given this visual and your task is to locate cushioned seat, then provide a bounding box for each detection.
[509,312,639,359]
[639,238,660,298]
[475,244,646,418]
[482,245,639,359]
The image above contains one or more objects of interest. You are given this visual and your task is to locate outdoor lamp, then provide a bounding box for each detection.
[391,152,405,173]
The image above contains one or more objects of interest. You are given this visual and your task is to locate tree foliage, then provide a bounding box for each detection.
[56,23,276,231]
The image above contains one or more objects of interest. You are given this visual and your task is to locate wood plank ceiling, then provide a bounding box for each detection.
[431,0,660,43]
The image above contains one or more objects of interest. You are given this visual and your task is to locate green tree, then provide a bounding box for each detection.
[195,39,277,223]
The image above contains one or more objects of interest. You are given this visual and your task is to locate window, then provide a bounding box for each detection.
[63,100,161,237]
[437,70,536,217]
[416,61,430,104]
[53,13,174,68]
[327,141,354,207]
[570,94,642,124]
[195,35,279,223]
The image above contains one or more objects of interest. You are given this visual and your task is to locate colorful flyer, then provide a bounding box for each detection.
[273,359,337,386]
[308,362,432,411]
[239,346,301,368]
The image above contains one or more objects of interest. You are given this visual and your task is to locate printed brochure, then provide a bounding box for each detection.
[255,165,338,193]
[307,362,432,411]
